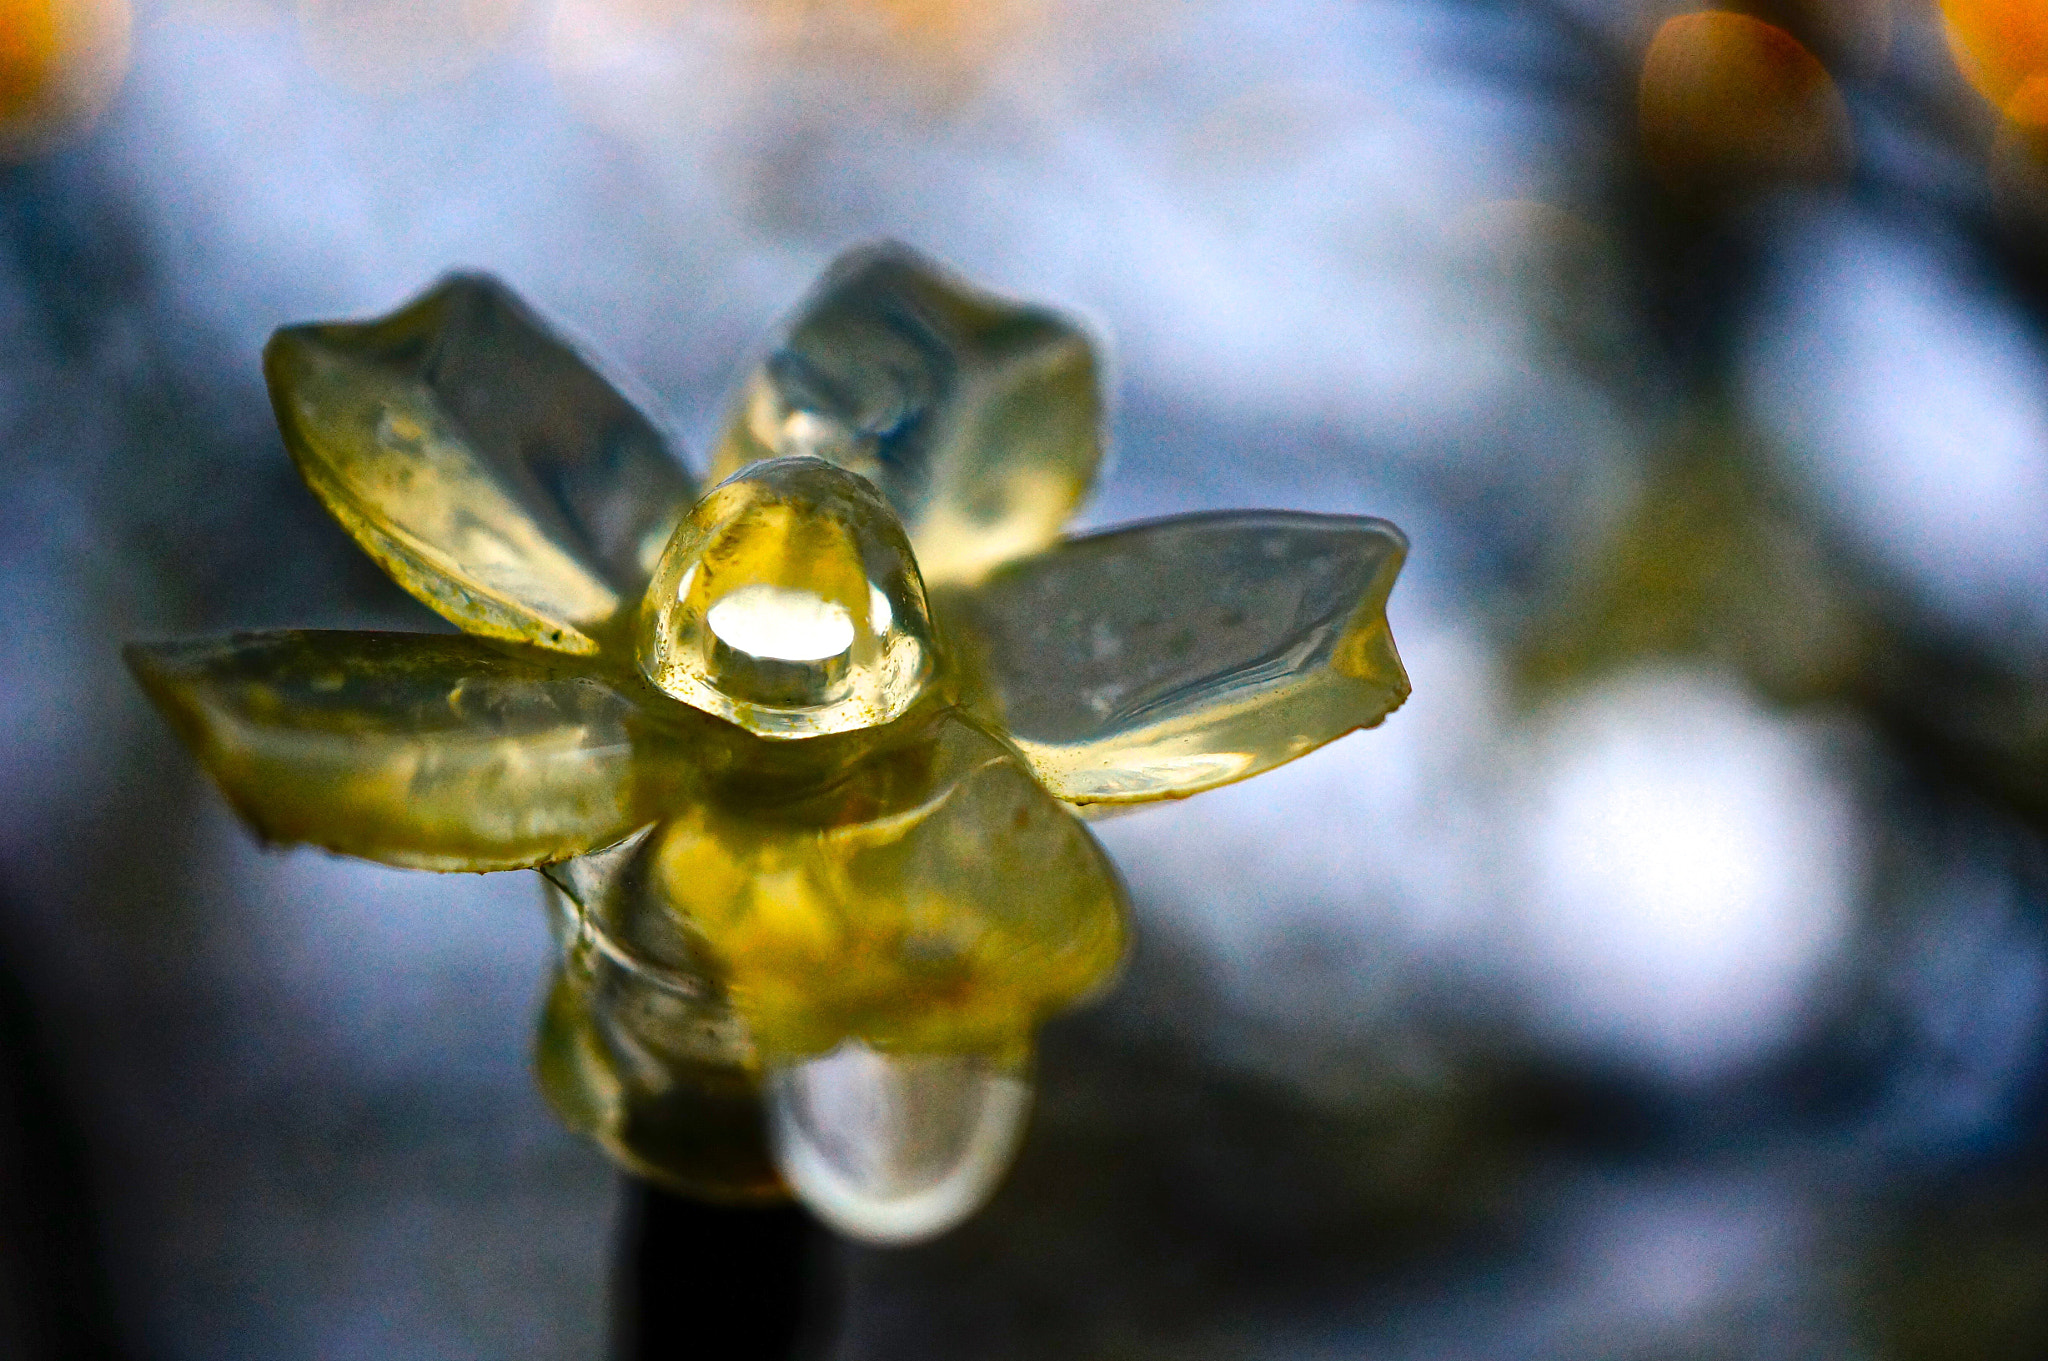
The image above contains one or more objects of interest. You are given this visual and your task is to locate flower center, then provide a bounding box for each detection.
[639,457,936,739]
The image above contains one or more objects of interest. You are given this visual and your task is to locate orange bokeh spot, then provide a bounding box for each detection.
[1943,0,2048,126]
[755,0,1027,58]
[550,0,1036,137]
[0,0,62,124]
[0,0,129,157]
[1639,11,1850,192]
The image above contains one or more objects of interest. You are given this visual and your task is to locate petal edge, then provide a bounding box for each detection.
[128,630,664,870]
[711,244,1103,586]
[941,510,1411,803]
[266,275,695,655]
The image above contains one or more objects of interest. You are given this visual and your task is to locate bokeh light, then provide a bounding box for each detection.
[1639,10,1850,193]
[1942,0,2048,125]
[0,0,129,157]
[1745,206,2048,649]
[1507,666,1860,1081]
[547,0,1037,132]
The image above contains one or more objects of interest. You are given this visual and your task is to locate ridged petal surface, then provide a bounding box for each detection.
[940,511,1410,803]
[711,244,1101,586]
[266,275,695,654]
[127,631,671,870]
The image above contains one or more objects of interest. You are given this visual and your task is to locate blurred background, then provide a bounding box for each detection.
[7,0,2048,1355]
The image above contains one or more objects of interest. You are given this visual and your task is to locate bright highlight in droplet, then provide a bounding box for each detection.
[706,584,856,662]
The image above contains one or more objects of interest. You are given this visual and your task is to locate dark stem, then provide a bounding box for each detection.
[613,1183,835,1361]
[0,890,125,1361]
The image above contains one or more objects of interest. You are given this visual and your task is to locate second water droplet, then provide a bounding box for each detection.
[765,1041,1032,1245]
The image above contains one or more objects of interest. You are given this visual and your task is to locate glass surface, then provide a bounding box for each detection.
[640,708,1128,1063]
[710,243,1102,587]
[536,854,781,1203]
[124,630,665,871]
[266,275,696,656]
[765,1041,1033,1245]
[529,706,1114,1231]
[940,510,1411,803]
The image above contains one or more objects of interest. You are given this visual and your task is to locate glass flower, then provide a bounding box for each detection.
[126,245,1411,1243]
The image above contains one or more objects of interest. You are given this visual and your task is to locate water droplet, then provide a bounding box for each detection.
[765,1041,1032,1244]
[640,457,935,738]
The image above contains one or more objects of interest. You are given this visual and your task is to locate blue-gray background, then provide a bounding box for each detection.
[4,1,2048,1355]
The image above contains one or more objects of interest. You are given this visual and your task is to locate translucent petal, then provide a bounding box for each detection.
[127,631,667,871]
[640,456,936,738]
[536,865,783,1202]
[940,511,1411,804]
[710,244,1102,586]
[765,1041,1032,1244]
[266,275,695,656]
[646,710,1128,1061]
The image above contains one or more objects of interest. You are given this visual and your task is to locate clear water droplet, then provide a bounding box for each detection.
[765,1042,1032,1244]
[639,457,934,738]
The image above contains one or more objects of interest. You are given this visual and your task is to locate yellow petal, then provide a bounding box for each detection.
[640,456,936,739]
[638,711,1127,1062]
[941,511,1411,803]
[127,631,671,871]
[711,244,1101,586]
[266,275,694,656]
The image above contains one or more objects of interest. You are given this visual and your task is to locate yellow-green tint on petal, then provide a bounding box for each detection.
[126,631,663,871]
[940,511,1410,804]
[711,243,1102,587]
[645,712,1127,1062]
[265,275,695,656]
[535,880,783,1202]
[640,456,935,738]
